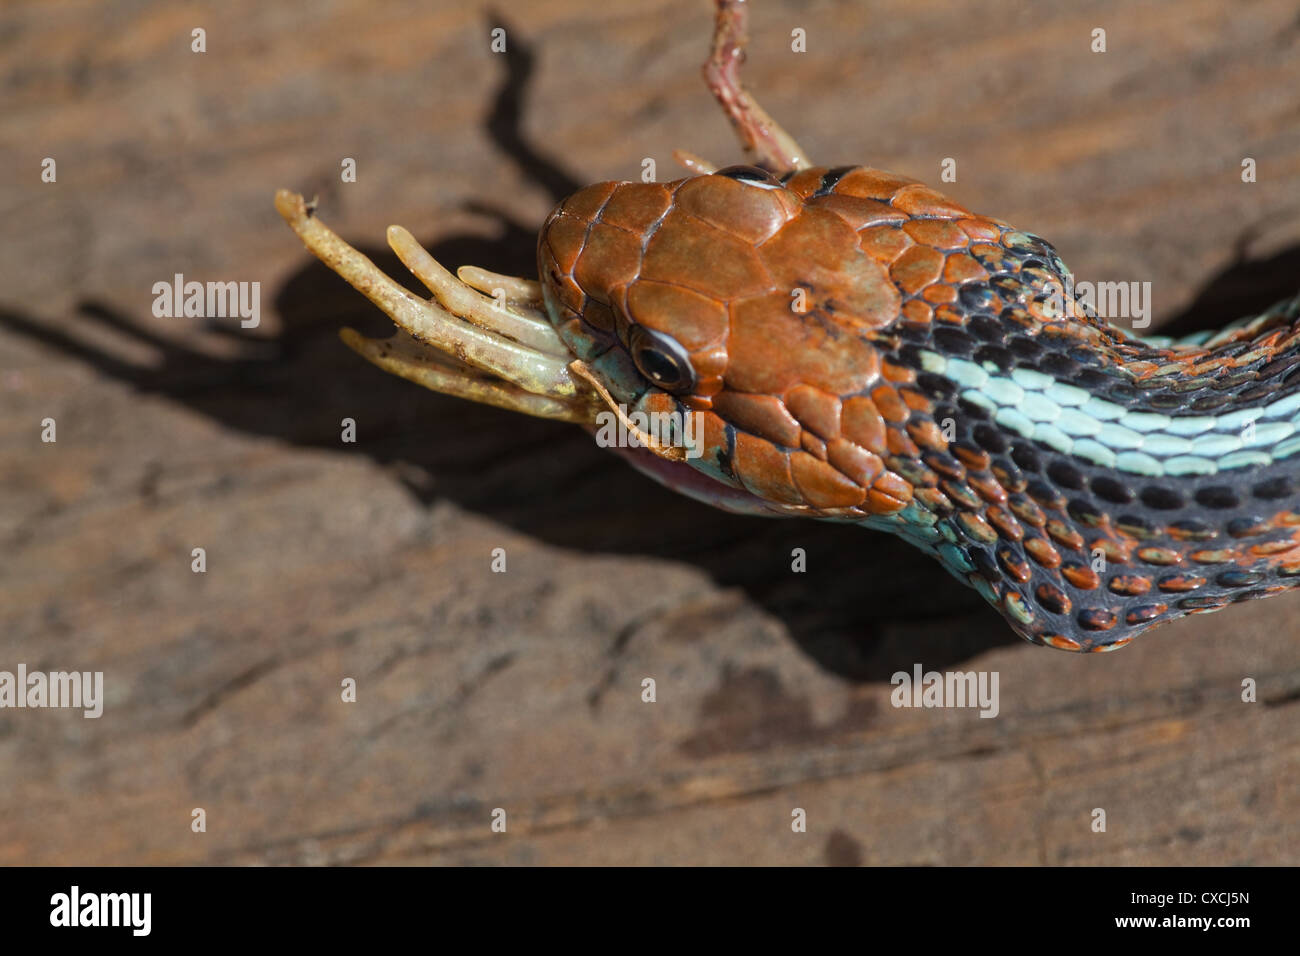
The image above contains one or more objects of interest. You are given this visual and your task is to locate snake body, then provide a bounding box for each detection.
[539,164,1300,651]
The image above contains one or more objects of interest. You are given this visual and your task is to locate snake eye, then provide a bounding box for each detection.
[715,164,783,190]
[628,325,697,394]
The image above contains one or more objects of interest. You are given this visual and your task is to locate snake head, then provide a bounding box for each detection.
[535,167,936,517]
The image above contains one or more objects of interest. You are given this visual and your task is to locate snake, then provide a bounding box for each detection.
[276,0,1300,652]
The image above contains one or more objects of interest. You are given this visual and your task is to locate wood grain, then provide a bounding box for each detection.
[1,0,1297,865]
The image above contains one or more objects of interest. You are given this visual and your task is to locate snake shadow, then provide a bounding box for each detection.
[8,12,1296,681]
[1153,242,1300,340]
[0,255,1008,682]
[14,242,1298,684]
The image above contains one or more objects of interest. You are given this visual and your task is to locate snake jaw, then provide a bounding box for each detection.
[274,189,605,426]
[275,189,723,479]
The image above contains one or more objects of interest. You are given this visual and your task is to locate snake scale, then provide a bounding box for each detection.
[278,0,1300,652]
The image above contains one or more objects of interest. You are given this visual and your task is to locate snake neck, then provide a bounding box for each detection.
[872,272,1300,651]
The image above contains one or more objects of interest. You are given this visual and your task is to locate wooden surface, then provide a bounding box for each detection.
[1,0,1298,865]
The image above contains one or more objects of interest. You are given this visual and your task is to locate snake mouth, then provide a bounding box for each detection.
[275,189,608,427]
